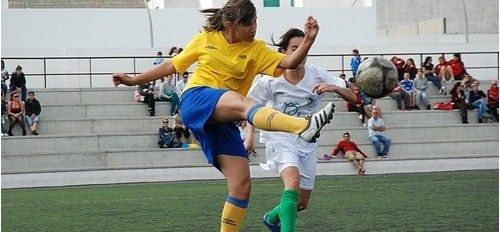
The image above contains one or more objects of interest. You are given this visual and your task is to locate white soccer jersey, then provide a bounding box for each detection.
[247,63,346,153]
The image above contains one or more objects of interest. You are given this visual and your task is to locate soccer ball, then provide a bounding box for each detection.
[355,57,399,98]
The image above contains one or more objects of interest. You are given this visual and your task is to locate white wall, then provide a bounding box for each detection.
[1,7,377,53]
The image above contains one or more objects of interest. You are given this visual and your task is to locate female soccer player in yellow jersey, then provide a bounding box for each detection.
[113,0,333,231]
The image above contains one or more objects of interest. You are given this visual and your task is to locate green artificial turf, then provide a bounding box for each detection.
[2,170,498,231]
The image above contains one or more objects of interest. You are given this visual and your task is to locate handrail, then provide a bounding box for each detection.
[2,51,498,88]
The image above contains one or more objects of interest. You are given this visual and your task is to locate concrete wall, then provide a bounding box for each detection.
[377,0,499,34]
[8,0,145,8]
[1,7,377,51]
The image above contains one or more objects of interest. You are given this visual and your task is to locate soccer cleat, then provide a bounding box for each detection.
[262,213,281,232]
[299,102,335,143]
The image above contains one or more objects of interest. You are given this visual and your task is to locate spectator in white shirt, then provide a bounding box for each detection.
[176,72,189,96]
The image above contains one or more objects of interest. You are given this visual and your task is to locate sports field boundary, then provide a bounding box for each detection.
[2,157,497,189]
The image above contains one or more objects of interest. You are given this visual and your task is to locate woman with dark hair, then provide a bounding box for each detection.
[403,58,417,80]
[246,28,356,232]
[6,91,26,136]
[450,82,468,124]
[112,1,331,230]
[422,56,444,93]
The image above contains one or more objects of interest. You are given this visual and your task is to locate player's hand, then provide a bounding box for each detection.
[304,16,319,40]
[113,73,135,86]
[313,83,337,95]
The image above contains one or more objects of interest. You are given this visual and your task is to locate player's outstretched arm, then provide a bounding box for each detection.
[113,60,177,86]
[313,83,357,103]
[278,16,319,69]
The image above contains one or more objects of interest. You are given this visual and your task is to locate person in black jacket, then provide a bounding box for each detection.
[25,91,41,135]
[137,82,156,116]
[158,118,181,148]
[10,65,27,102]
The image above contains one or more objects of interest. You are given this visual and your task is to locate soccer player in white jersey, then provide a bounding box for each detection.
[245,28,357,232]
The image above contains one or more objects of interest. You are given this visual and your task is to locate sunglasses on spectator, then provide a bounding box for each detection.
[14,95,19,98]
[163,121,169,123]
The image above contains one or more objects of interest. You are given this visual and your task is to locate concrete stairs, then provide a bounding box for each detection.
[1,82,498,188]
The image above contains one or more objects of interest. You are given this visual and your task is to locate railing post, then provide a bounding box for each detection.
[341,54,345,74]
[43,58,47,88]
[89,57,93,87]
[133,57,137,77]
[420,53,423,67]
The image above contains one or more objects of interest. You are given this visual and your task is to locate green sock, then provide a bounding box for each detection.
[279,189,299,232]
[267,204,281,225]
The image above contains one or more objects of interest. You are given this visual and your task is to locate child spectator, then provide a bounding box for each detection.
[414,68,431,110]
[360,91,375,126]
[367,109,391,158]
[137,82,156,116]
[1,60,9,98]
[400,72,417,109]
[322,132,367,176]
[422,56,443,92]
[6,92,26,136]
[403,58,417,80]
[339,73,349,87]
[468,82,488,123]
[350,49,362,78]
[237,120,247,142]
[487,80,499,121]
[10,65,27,102]
[158,75,179,116]
[24,91,41,135]
[450,82,468,124]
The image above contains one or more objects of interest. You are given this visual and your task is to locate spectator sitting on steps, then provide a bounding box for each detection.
[450,82,469,124]
[6,91,26,136]
[487,80,499,122]
[414,68,431,110]
[158,75,180,116]
[137,82,156,116]
[9,65,27,102]
[321,132,367,176]
[468,82,488,123]
[368,109,391,158]
[175,72,189,97]
[1,60,9,98]
[24,91,41,135]
[173,110,193,144]
[158,117,181,148]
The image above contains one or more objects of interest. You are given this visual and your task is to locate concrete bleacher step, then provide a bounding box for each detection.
[2,138,497,174]
[28,80,487,105]
[3,124,497,154]
[7,109,494,136]
[35,94,482,120]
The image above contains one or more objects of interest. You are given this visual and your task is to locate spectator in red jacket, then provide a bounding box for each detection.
[448,53,467,80]
[391,56,406,81]
[435,55,454,81]
[487,80,499,121]
[321,132,367,176]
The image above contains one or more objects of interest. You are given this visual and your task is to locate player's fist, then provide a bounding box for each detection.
[112,73,135,86]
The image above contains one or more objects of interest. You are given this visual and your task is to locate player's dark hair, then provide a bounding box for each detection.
[201,0,256,32]
[343,132,350,137]
[271,28,305,52]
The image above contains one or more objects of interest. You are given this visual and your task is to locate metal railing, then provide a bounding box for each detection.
[2,51,498,88]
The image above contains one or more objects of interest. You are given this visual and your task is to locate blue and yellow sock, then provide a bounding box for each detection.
[246,104,308,135]
[220,195,248,232]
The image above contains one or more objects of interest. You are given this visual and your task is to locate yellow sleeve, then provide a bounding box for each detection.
[171,33,204,73]
[254,41,286,77]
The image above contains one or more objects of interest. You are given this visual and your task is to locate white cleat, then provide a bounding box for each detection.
[299,102,335,143]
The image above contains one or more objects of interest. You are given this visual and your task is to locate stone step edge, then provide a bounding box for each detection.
[2,157,498,189]
[3,123,497,140]
[2,138,498,157]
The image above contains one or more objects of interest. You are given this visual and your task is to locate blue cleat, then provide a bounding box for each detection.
[262,213,281,232]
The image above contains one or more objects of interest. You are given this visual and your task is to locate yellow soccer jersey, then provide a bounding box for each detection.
[171,31,285,96]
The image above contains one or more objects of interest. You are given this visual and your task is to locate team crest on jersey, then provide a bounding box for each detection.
[283,102,299,116]
[239,54,247,59]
